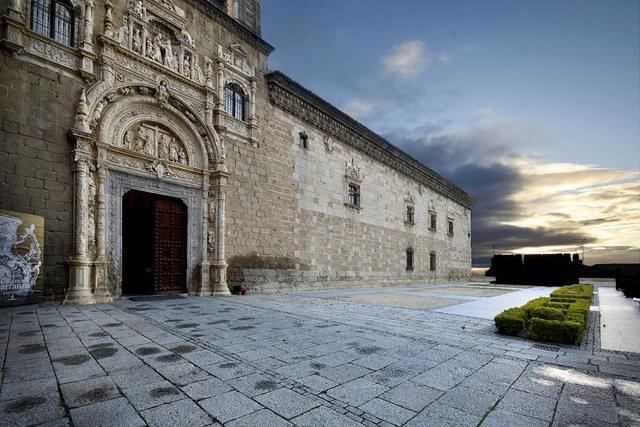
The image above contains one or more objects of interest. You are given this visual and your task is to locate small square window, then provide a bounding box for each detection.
[448,219,454,236]
[405,205,415,225]
[299,132,308,149]
[347,183,360,207]
[429,212,437,231]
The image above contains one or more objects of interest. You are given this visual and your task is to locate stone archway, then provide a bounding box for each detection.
[64,83,230,304]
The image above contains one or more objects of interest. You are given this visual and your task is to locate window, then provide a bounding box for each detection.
[299,132,308,149]
[224,83,247,121]
[429,211,437,231]
[430,252,436,271]
[31,0,75,46]
[347,183,360,207]
[448,219,454,236]
[406,205,415,225]
[406,248,414,271]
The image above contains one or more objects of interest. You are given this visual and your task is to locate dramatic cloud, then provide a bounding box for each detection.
[383,40,430,78]
[386,123,640,266]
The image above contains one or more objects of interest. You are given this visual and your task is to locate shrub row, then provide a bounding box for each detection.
[494,284,593,344]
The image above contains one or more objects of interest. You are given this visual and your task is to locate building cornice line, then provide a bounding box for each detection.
[265,71,475,209]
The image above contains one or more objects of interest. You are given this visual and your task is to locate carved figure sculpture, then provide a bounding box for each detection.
[155,80,169,105]
[181,29,195,48]
[133,126,146,152]
[183,55,191,78]
[178,147,187,164]
[151,36,162,63]
[158,134,169,159]
[118,24,129,47]
[124,130,134,149]
[192,60,204,84]
[169,142,179,162]
[132,28,142,53]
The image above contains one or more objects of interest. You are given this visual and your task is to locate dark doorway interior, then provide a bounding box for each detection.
[122,190,188,295]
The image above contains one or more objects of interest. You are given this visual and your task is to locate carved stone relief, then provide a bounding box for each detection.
[122,122,189,165]
[114,0,206,86]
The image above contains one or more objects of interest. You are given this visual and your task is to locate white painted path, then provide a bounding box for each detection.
[434,286,559,319]
[599,284,640,353]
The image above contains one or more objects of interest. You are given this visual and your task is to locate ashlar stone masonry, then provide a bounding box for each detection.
[0,0,473,303]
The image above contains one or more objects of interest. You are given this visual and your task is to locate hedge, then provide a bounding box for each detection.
[494,284,593,344]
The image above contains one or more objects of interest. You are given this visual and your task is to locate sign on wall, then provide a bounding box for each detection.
[0,210,44,306]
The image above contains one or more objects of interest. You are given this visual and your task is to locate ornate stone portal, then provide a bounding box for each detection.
[64,0,232,303]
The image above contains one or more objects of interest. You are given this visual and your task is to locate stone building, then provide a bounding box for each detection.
[0,0,474,303]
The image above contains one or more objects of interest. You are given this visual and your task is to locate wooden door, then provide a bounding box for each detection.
[152,197,187,294]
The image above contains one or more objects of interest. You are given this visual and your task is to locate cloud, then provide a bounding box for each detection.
[436,53,452,64]
[385,121,639,266]
[383,40,430,78]
[341,98,392,120]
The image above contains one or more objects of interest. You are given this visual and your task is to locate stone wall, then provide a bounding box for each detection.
[226,106,472,292]
[0,54,81,301]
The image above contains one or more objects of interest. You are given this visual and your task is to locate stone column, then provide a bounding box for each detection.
[248,78,258,145]
[65,154,96,304]
[211,170,230,295]
[81,0,95,51]
[92,163,112,302]
[197,179,212,296]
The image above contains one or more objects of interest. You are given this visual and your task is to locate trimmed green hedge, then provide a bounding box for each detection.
[494,284,593,344]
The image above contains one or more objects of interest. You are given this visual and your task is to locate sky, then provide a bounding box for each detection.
[261,0,640,266]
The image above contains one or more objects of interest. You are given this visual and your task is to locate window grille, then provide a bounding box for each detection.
[31,0,74,47]
[224,84,247,121]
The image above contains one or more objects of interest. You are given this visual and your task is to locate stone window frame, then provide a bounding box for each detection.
[224,83,248,121]
[28,0,79,48]
[429,210,437,232]
[406,247,414,271]
[447,217,454,237]
[405,204,415,226]
[430,251,437,272]
[345,181,361,210]
[298,131,309,149]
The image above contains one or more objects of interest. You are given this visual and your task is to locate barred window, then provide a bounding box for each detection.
[406,248,414,271]
[347,183,360,207]
[430,251,436,271]
[31,0,74,47]
[224,83,247,121]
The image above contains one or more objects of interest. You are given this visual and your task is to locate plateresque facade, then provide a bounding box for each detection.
[0,0,474,303]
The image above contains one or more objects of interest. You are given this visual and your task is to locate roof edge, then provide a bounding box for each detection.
[265,70,475,209]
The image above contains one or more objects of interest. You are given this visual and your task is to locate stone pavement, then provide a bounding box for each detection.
[1,283,640,426]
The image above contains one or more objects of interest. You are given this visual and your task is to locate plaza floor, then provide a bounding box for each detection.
[1,282,639,426]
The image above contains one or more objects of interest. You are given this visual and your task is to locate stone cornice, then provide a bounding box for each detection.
[191,0,274,55]
[265,71,475,209]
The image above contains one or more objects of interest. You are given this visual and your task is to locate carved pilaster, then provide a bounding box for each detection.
[82,0,95,51]
[2,0,25,52]
[211,170,230,295]
[79,0,96,79]
[196,177,213,296]
[65,149,95,304]
[92,164,112,302]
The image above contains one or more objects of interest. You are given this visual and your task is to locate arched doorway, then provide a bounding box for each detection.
[122,190,188,295]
